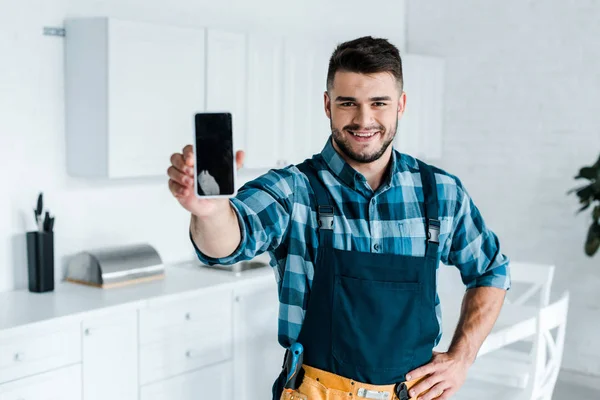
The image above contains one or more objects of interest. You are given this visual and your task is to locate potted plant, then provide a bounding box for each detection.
[569,153,600,256]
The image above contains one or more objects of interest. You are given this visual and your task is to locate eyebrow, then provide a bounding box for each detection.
[335,96,392,102]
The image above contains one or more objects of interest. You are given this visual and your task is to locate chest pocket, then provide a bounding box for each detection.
[397,218,450,256]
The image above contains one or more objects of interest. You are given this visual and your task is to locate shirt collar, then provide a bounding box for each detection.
[319,136,401,194]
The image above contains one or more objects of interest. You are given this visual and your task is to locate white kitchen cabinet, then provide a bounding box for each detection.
[0,320,81,384]
[395,54,445,160]
[0,364,82,400]
[140,361,233,400]
[65,17,206,178]
[138,288,233,385]
[281,38,332,166]
[233,278,284,400]
[244,33,284,169]
[205,29,247,153]
[81,310,138,400]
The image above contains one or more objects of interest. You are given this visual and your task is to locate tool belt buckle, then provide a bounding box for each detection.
[394,382,409,400]
[357,388,390,399]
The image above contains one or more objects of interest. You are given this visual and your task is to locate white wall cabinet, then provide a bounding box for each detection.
[82,310,138,400]
[244,33,284,169]
[233,279,284,400]
[65,17,206,178]
[395,54,445,160]
[281,38,332,166]
[205,29,247,153]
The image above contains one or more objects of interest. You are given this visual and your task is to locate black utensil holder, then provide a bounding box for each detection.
[26,231,54,293]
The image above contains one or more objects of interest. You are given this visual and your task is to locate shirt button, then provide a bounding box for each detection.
[374,243,380,251]
[371,198,376,204]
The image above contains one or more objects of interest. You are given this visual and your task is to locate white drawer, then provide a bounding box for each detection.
[0,322,81,384]
[139,288,232,345]
[139,301,233,385]
[140,325,232,385]
[141,361,232,400]
[0,363,82,400]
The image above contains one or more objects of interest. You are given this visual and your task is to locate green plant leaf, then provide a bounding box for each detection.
[585,222,600,257]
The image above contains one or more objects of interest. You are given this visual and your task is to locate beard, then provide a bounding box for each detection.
[331,116,398,164]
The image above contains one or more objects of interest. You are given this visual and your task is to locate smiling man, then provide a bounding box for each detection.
[168,36,510,400]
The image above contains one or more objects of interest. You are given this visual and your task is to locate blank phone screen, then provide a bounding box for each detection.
[194,113,235,196]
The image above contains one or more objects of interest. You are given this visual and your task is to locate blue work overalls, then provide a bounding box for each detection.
[273,156,440,399]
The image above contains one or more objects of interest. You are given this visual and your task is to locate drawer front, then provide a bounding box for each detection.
[139,288,232,345]
[141,361,232,400]
[0,322,81,384]
[0,363,82,400]
[140,322,233,385]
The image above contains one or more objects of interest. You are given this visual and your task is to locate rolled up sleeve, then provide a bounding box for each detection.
[191,168,296,266]
[441,178,511,291]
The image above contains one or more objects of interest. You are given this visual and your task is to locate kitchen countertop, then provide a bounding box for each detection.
[0,261,274,334]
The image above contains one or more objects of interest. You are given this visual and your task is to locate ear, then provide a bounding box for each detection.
[397,91,407,118]
[324,91,332,119]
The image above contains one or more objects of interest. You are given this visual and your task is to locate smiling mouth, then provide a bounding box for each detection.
[348,130,380,138]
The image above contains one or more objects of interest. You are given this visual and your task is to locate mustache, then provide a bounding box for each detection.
[343,124,384,132]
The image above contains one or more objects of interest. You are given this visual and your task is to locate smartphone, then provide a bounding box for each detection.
[193,112,237,199]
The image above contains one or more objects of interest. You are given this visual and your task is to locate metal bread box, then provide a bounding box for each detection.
[66,243,164,288]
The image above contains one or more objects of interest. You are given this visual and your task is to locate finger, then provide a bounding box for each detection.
[170,152,191,174]
[406,362,435,381]
[167,166,193,187]
[168,179,189,197]
[409,374,442,399]
[436,387,455,400]
[182,144,194,166]
[417,382,447,400]
[235,150,245,170]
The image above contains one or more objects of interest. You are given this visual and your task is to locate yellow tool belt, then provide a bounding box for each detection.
[281,364,424,400]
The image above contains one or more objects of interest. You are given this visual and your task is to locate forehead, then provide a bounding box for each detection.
[331,71,399,97]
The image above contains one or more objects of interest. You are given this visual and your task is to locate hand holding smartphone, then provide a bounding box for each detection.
[193,112,237,199]
[167,112,243,218]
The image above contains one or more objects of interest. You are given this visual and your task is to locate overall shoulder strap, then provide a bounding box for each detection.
[416,159,440,260]
[296,159,334,247]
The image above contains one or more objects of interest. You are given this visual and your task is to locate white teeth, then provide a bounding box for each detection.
[350,131,378,138]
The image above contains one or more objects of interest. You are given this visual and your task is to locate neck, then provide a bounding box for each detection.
[332,140,393,192]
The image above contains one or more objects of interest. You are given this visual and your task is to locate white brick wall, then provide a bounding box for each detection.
[407,0,600,375]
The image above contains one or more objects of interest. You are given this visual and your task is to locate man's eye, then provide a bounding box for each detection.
[374,102,387,107]
[340,102,355,107]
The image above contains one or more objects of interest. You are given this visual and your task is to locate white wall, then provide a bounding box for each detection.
[0,0,406,292]
[407,0,600,376]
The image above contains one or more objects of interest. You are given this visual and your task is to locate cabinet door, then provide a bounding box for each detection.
[82,310,138,400]
[395,54,445,160]
[0,364,81,400]
[108,19,206,178]
[206,29,247,153]
[233,280,285,400]
[140,361,232,400]
[244,33,284,169]
[282,39,332,165]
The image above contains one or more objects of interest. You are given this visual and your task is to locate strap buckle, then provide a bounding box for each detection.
[427,219,440,244]
[394,383,409,400]
[317,205,334,230]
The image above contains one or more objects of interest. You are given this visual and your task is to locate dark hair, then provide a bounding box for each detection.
[326,36,403,92]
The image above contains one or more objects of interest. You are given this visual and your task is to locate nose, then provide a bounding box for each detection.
[353,107,376,130]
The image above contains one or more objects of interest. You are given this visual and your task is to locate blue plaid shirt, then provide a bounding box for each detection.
[192,137,511,348]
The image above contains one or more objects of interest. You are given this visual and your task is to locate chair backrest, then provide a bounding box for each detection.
[526,291,570,400]
[504,262,555,307]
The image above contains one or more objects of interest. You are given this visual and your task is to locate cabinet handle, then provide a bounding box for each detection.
[14,352,24,362]
[185,350,196,358]
[235,296,240,302]
[84,328,91,336]
[185,312,191,321]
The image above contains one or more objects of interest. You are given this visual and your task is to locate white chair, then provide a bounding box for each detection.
[466,262,556,387]
[504,262,555,308]
[455,292,570,400]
